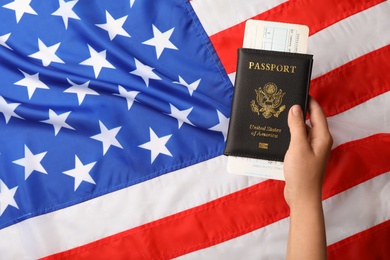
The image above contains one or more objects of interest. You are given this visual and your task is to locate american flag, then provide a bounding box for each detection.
[0,0,389,259]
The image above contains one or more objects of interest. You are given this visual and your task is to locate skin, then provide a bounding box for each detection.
[284,97,333,260]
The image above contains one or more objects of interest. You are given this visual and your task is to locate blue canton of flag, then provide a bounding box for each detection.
[0,0,232,228]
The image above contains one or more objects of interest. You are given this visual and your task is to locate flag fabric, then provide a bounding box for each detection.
[0,0,389,259]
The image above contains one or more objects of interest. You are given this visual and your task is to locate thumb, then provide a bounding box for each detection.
[288,105,308,147]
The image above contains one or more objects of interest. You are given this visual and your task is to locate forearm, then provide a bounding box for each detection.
[286,199,327,260]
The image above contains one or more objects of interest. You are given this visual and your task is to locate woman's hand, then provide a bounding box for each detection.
[284,97,333,260]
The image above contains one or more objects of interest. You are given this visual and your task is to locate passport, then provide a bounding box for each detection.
[224,48,313,162]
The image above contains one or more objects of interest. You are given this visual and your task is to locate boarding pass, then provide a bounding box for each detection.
[227,20,309,181]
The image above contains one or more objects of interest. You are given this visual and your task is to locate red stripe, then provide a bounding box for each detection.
[311,45,390,117]
[328,220,390,260]
[42,134,390,259]
[210,0,385,74]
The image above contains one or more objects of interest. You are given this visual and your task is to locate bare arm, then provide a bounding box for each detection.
[284,97,333,260]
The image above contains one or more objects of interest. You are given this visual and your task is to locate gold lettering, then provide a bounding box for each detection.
[290,66,297,73]
[250,125,281,133]
[266,126,282,133]
[248,62,297,73]
[258,132,278,138]
[250,124,266,131]
[249,124,281,139]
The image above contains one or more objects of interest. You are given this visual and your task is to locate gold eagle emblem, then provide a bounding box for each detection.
[251,82,286,119]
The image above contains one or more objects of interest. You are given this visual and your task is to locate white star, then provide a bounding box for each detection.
[28,39,64,67]
[130,0,135,8]
[91,121,123,155]
[40,109,75,136]
[14,70,49,99]
[142,25,178,59]
[13,145,47,180]
[3,0,37,23]
[51,0,80,29]
[167,104,194,129]
[63,155,96,191]
[0,33,12,50]
[208,110,229,141]
[130,58,161,87]
[96,11,130,40]
[0,180,19,216]
[64,79,98,105]
[139,128,173,163]
[173,76,201,96]
[0,96,23,123]
[80,45,115,78]
[113,85,139,110]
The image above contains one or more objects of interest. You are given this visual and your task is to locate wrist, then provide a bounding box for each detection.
[287,190,323,212]
[288,196,323,214]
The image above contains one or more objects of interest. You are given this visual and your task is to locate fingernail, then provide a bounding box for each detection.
[291,105,302,116]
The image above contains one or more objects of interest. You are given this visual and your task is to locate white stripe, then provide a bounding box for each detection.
[309,1,390,78]
[324,171,390,245]
[191,0,286,36]
[328,90,390,148]
[177,171,390,260]
[0,156,262,259]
